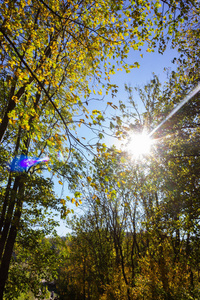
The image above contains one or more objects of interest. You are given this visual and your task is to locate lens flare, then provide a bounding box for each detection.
[10,155,49,172]
[149,82,200,137]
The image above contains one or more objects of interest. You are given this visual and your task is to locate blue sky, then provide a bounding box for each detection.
[109,44,177,88]
[55,42,179,236]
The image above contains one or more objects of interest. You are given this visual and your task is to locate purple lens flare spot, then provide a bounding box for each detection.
[10,155,49,172]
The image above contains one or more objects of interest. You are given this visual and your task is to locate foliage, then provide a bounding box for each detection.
[4,233,62,300]
[0,0,199,298]
[58,66,200,299]
[57,1,199,297]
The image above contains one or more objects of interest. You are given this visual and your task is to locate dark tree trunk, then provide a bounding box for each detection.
[0,77,34,144]
[0,176,21,259]
[0,176,12,232]
[0,126,22,256]
[0,175,25,300]
[118,239,131,300]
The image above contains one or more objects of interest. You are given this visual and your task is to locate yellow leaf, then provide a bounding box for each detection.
[87,176,92,182]
[12,96,19,103]
[58,180,63,185]
[98,90,102,95]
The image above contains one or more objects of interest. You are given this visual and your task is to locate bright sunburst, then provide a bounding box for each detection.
[126,132,152,158]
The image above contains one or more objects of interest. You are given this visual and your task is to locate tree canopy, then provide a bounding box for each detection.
[0,0,199,299]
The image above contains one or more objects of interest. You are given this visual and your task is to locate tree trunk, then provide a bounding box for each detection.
[158,242,172,300]
[0,176,21,259]
[118,241,131,300]
[0,177,24,300]
[0,176,12,232]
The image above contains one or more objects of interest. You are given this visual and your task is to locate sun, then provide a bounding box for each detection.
[126,132,152,158]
